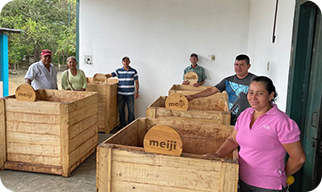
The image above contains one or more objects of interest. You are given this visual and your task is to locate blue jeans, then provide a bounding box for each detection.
[239,180,286,192]
[118,94,135,127]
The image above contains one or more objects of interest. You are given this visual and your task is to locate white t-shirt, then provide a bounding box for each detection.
[25,61,58,90]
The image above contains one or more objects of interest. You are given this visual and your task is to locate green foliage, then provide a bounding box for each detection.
[0,0,76,65]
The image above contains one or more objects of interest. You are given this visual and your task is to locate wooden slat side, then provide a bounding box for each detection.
[105,119,141,146]
[221,161,239,192]
[68,134,97,168]
[108,148,235,191]
[107,146,112,192]
[6,122,60,135]
[87,84,107,94]
[169,84,211,91]
[6,112,60,124]
[7,142,60,156]
[68,147,95,175]
[107,113,119,129]
[60,104,70,177]
[0,98,6,169]
[41,89,95,103]
[146,107,156,119]
[182,138,233,158]
[67,100,98,126]
[7,132,60,146]
[69,123,97,152]
[4,161,62,175]
[5,99,60,114]
[105,83,118,133]
[66,92,99,113]
[69,113,98,139]
[111,181,202,192]
[97,145,108,192]
[7,153,60,166]
[189,98,229,111]
[152,108,230,124]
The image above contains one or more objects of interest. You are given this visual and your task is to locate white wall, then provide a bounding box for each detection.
[247,0,295,111]
[79,0,250,117]
[0,0,12,12]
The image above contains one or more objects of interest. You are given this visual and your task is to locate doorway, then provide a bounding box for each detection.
[287,0,322,191]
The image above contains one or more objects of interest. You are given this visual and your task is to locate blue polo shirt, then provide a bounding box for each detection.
[112,67,138,95]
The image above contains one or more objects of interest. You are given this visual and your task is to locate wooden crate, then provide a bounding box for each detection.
[0,89,99,177]
[146,96,231,125]
[87,77,119,133]
[96,118,238,192]
[168,84,228,100]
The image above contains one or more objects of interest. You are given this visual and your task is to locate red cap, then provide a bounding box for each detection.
[41,49,52,56]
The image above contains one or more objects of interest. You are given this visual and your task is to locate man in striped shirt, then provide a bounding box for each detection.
[105,56,139,128]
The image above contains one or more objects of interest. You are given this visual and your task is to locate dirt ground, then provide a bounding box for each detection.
[8,70,63,95]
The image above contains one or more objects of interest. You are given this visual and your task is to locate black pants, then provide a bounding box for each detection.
[239,180,286,192]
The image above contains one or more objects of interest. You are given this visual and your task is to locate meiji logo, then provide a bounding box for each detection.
[263,125,270,130]
[149,140,177,151]
[168,100,186,108]
[18,92,33,98]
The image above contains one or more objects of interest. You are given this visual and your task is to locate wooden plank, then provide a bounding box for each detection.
[68,134,97,167]
[181,138,233,158]
[6,121,60,135]
[148,107,230,124]
[66,92,98,113]
[107,146,112,192]
[6,112,60,124]
[7,142,60,156]
[168,85,225,100]
[7,132,60,146]
[145,118,232,138]
[69,123,97,152]
[221,161,239,192]
[67,100,98,126]
[111,181,200,192]
[0,98,6,169]
[69,113,98,139]
[5,99,60,114]
[97,145,109,192]
[7,153,60,166]
[105,119,141,146]
[68,147,96,176]
[60,104,70,177]
[4,161,62,175]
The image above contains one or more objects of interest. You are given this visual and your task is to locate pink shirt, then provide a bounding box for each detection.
[235,104,300,190]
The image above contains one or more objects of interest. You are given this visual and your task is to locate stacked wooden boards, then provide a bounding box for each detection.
[0,89,99,177]
[87,77,119,133]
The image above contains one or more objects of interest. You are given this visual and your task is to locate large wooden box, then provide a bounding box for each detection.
[168,84,228,100]
[146,95,231,125]
[87,78,119,133]
[0,89,99,177]
[96,118,238,192]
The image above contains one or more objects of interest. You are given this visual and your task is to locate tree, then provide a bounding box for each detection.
[0,0,76,66]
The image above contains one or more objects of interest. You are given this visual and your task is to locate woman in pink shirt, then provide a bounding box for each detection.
[206,76,306,192]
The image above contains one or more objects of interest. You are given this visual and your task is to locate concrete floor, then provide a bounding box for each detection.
[0,133,112,192]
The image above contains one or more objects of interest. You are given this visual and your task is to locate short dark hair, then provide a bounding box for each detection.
[236,54,250,65]
[251,76,278,103]
[122,56,130,61]
[190,53,198,58]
